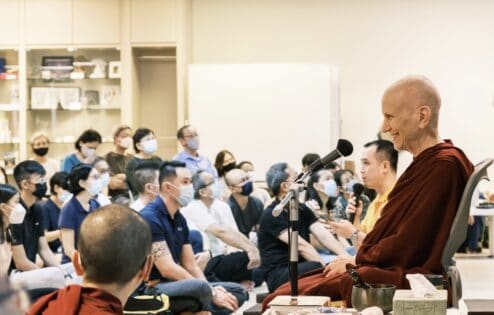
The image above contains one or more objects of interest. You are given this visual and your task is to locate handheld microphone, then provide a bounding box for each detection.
[349,183,365,223]
[273,139,354,217]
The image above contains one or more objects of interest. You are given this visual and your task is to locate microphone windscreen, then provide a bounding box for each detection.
[337,139,353,157]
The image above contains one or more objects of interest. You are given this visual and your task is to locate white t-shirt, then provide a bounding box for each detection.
[130,198,147,212]
[181,199,239,256]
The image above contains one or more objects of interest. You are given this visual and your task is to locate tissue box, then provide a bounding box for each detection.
[393,289,447,315]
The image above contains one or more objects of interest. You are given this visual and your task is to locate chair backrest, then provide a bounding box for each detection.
[441,158,494,270]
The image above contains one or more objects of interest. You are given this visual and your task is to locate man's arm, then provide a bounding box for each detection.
[11,245,39,271]
[38,236,59,267]
[151,241,195,281]
[60,229,76,261]
[328,220,367,250]
[310,221,348,256]
[206,224,260,268]
[278,231,323,265]
[181,244,207,280]
[45,230,60,243]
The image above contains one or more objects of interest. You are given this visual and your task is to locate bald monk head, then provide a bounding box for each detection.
[226,169,253,197]
[381,75,442,157]
[73,204,153,304]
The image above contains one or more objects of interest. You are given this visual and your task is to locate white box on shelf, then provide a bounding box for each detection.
[31,87,57,109]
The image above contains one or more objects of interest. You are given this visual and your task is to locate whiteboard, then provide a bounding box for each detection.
[188,64,340,180]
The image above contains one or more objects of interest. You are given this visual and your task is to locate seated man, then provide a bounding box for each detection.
[9,161,66,290]
[28,204,153,314]
[263,76,474,308]
[329,139,398,250]
[258,162,349,292]
[182,171,261,287]
[225,169,264,239]
[140,161,248,314]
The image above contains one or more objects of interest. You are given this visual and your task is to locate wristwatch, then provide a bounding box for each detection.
[350,229,359,244]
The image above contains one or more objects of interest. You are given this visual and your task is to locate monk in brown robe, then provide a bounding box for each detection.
[28,204,153,315]
[263,75,474,309]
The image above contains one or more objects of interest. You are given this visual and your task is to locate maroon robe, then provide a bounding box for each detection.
[27,285,123,315]
[263,141,473,309]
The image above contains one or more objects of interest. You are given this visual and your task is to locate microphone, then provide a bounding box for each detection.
[349,183,365,223]
[273,139,354,217]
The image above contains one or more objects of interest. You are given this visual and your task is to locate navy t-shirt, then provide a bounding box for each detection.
[258,199,318,272]
[9,199,45,272]
[228,195,264,237]
[140,196,190,281]
[41,198,62,252]
[58,196,100,263]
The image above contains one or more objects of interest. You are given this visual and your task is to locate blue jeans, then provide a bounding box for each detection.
[153,279,247,315]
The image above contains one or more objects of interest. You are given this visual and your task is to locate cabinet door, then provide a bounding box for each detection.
[73,0,120,45]
[130,0,176,44]
[0,0,20,45]
[25,0,72,45]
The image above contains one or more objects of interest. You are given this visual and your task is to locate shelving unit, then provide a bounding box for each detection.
[0,0,193,166]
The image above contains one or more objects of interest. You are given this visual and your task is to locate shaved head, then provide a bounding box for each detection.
[383,75,441,130]
[225,168,248,186]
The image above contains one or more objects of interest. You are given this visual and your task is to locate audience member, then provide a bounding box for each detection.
[301,153,320,172]
[263,75,474,307]
[9,161,66,289]
[28,204,153,315]
[140,161,247,314]
[30,132,59,181]
[174,125,218,177]
[92,157,112,206]
[237,161,272,206]
[41,171,70,254]
[62,129,102,172]
[213,150,237,200]
[125,128,162,197]
[0,184,22,276]
[59,164,102,264]
[325,162,341,174]
[225,169,263,239]
[129,161,160,212]
[105,125,133,204]
[183,170,261,288]
[0,277,29,315]
[330,169,354,221]
[258,162,348,292]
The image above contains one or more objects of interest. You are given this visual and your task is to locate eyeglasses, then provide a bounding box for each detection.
[29,178,47,185]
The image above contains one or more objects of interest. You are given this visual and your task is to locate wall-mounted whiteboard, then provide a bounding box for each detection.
[188,64,340,180]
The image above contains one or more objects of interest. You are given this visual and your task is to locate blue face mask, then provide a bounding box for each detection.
[240,181,254,196]
[178,184,194,207]
[323,179,338,198]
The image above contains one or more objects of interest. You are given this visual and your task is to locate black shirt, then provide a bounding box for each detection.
[40,198,61,252]
[9,199,45,271]
[258,199,318,272]
[228,195,264,237]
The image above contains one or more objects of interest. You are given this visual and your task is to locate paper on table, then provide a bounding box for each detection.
[406,274,438,298]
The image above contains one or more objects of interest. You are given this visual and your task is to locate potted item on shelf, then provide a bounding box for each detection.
[90,59,107,79]
[108,61,121,78]
[41,56,74,81]
[71,55,90,80]
[2,151,16,175]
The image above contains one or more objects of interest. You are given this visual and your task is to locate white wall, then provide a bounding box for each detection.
[191,0,494,172]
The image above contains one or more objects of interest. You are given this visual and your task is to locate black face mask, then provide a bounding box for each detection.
[33,147,49,157]
[33,182,47,199]
[222,162,237,173]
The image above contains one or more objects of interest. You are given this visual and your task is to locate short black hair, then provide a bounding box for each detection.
[13,160,46,187]
[158,160,186,185]
[133,128,154,153]
[334,169,351,187]
[67,164,93,195]
[0,184,18,244]
[364,140,398,173]
[302,153,320,168]
[49,171,69,195]
[75,129,102,151]
[191,170,209,199]
[134,161,160,194]
[176,125,191,139]
[266,162,289,197]
[324,162,341,171]
[78,204,152,286]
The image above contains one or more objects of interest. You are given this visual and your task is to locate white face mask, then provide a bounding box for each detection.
[141,139,158,155]
[88,178,104,196]
[100,173,110,189]
[81,145,96,159]
[59,190,73,203]
[9,203,26,224]
[119,137,133,149]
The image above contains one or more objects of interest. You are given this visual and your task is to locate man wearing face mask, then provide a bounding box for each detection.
[105,125,133,204]
[225,169,264,239]
[30,132,60,182]
[174,125,218,178]
[140,161,248,314]
[9,161,66,288]
[182,171,262,289]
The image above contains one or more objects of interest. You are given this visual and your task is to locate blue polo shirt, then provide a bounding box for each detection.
[140,196,190,281]
[173,150,218,178]
[58,196,100,263]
